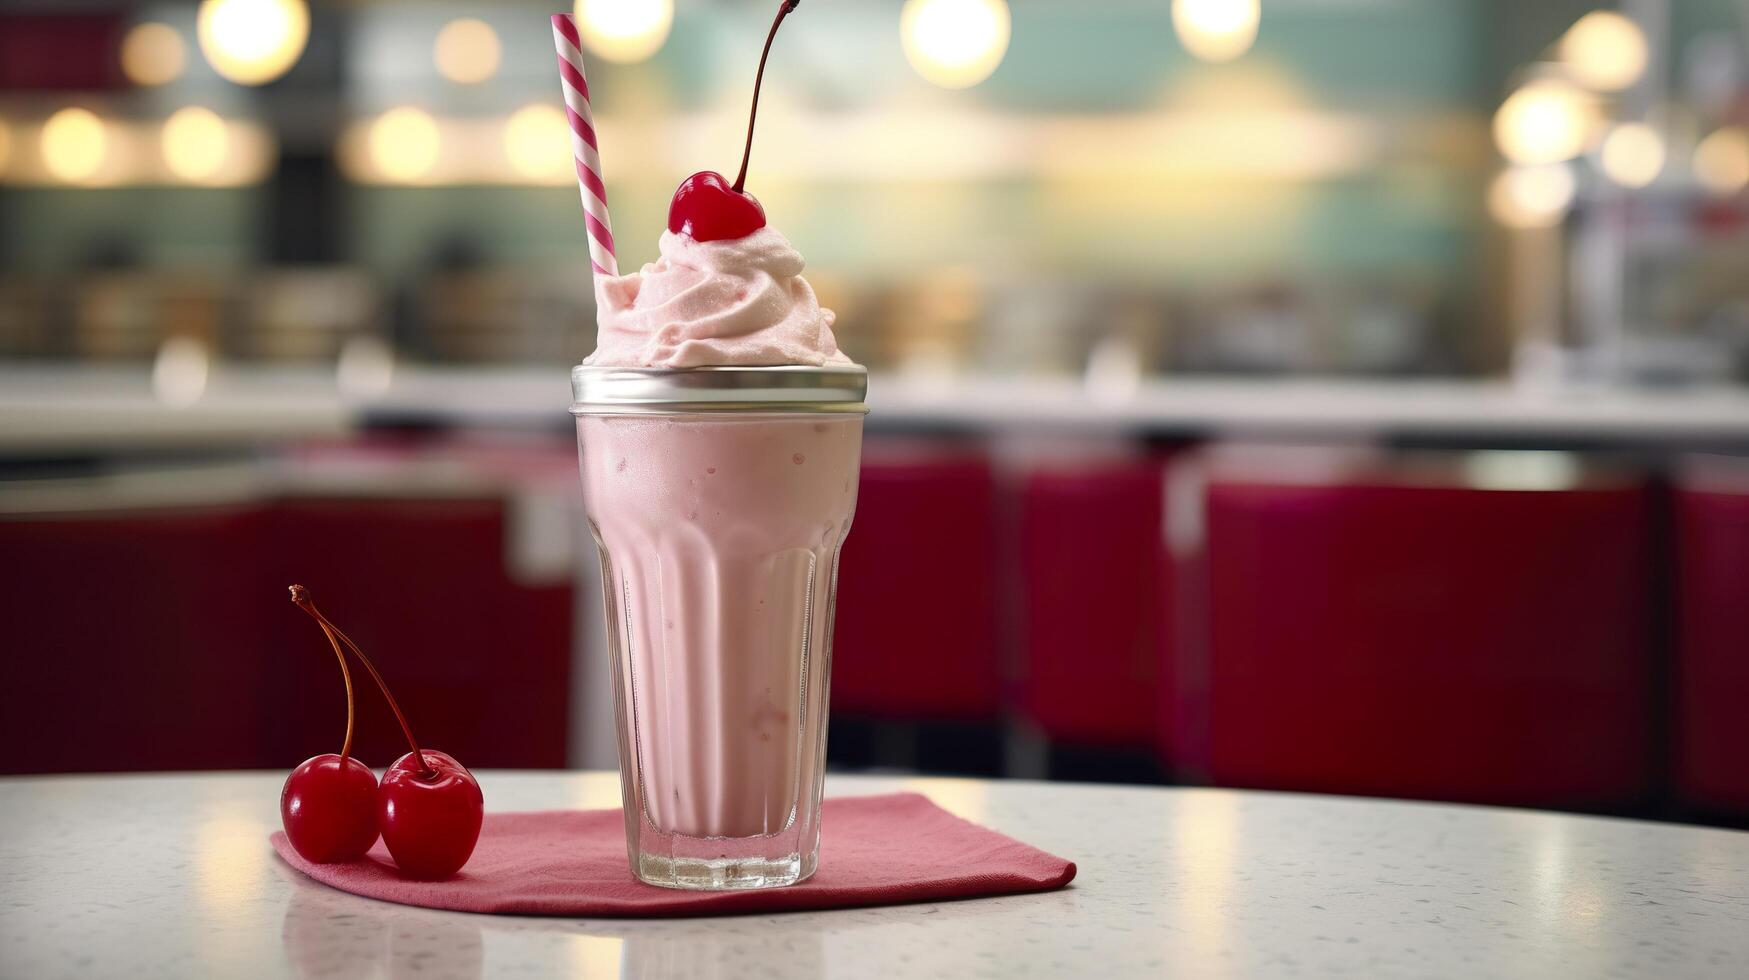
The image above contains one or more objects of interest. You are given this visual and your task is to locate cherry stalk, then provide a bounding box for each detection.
[316,608,358,761]
[733,0,800,194]
[668,1,802,242]
[290,585,434,779]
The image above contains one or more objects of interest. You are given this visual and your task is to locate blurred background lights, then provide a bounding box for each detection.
[151,336,210,407]
[504,104,571,181]
[162,107,229,183]
[1560,11,1648,93]
[900,0,1012,89]
[4,0,1749,840]
[197,0,310,86]
[336,335,395,399]
[1599,122,1664,188]
[574,0,673,65]
[1172,0,1261,64]
[40,108,108,184]
[1488,163,1576,229]
[1493,78,1594,165]
[433,18,500,85]
[120,22,187,87]
[368,107,440,183]
[1693,126,1749,197]
[1463,451,1581,492]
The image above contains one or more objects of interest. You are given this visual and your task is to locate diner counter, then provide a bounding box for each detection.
[2,771,1747,979]
[5,366,1749,453]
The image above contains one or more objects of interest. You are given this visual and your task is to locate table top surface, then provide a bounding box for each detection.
[2,771,1747,980]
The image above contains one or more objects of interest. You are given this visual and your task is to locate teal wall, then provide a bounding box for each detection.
[5,1,1733,291]
[2,188,260,272]
[335,0,1501,286]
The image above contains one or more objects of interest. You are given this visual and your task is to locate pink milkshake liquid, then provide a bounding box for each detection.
[573,365,865,889]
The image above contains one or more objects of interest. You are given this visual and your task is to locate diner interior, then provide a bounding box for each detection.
[3,0,1748,832]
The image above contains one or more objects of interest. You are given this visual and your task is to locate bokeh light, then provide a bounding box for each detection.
[368,107,441,184]
[1560,11,1648,93]
[1598,122,1664,188]
[1693,126,1749,197]
[162,107,230,183]
[1172,0,1261,64]
[197,0,310,86]
[574,0,673,65]
[901,0,1012,89]
[121,22,187,87]
[152,336,210,407]
[0,121,11,178]
[40,107,108,184]
[504,104,572,182]
[1463,451,1581,492]
[434,18,500,85]
[337,335,395,398]
[1488,163,1576,229]
[1493,78,1594,165]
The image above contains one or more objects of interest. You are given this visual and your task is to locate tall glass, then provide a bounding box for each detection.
[571,365,866,889]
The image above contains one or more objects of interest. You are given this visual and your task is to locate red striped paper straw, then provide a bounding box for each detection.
[551,13,618,277]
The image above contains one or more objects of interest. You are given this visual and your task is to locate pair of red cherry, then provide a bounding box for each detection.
[280,586,483,880]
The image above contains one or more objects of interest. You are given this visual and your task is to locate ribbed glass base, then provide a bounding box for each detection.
[636,850,816,891]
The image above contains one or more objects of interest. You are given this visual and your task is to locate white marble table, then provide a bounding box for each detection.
[2,772,1746,979]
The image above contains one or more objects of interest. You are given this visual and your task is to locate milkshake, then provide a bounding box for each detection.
[568,0,861,889]
[574,232,863,886]
[570,4,866,884]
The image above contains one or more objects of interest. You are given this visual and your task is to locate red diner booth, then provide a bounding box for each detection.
[831,442,1001,723]
[1673,457,1749,817]
[1015,453,1173,751]
[1167,446,1655,809]
[0,441,577,775]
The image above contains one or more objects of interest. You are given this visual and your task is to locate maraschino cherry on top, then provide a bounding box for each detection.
[282,585,484,880]
[587,0,843,370]
[666,0,799,243]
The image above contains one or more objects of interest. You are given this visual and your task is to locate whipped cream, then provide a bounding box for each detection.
[587,227,851,368]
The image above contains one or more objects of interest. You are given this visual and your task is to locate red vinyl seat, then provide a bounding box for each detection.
[831,443,999,721]
[1016,455,1170,747]
[0,504,273,774]
[0,448,576,774]
[259,495,573,771]
[1673,459,1749,816]
[1171,449,1653,808]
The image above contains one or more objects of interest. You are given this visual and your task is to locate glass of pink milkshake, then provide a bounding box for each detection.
[572,224,864,889]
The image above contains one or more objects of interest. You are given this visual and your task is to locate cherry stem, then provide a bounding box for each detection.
[315,619,357,760]
[290,585,435,779]
[732,0,800,194]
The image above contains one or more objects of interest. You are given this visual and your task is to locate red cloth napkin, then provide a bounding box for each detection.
[270,792,1075,917]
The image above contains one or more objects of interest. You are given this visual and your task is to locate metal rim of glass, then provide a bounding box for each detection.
[570,364,869,415]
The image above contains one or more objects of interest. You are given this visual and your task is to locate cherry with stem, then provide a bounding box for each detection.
[668,1,803,242]
[279,585,380,863]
